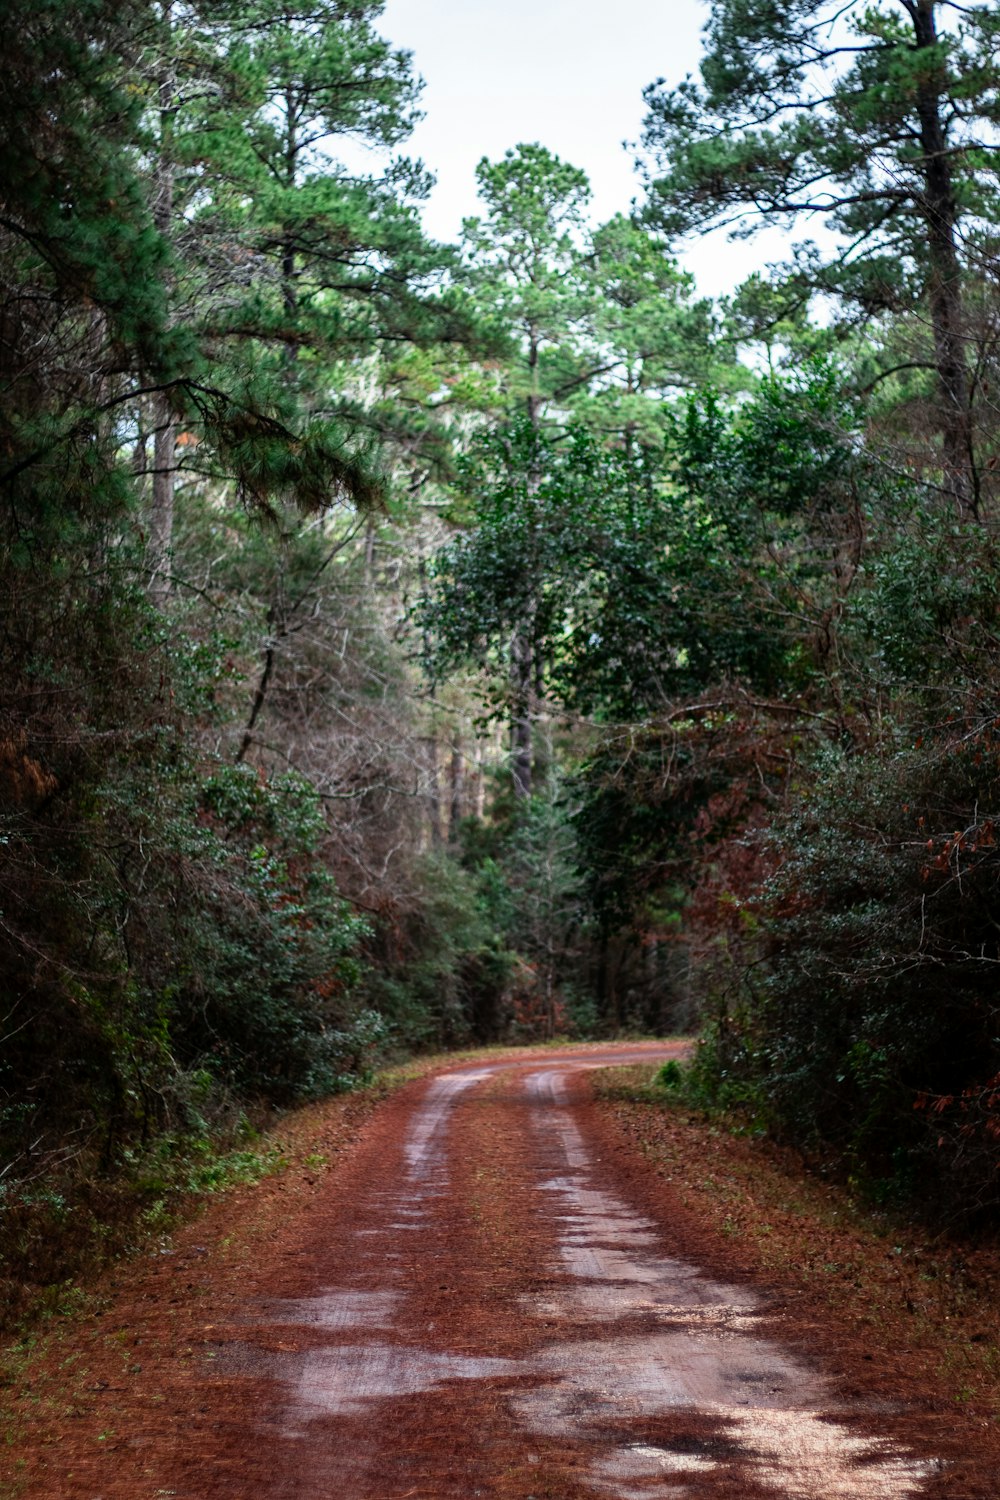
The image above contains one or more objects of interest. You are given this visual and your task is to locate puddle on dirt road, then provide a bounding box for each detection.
[591,1422,930,1500]
[219,1057,936,1498]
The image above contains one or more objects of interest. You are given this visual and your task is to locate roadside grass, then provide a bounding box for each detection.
[593,1063,1000,1420]
[0,1125,294,1338]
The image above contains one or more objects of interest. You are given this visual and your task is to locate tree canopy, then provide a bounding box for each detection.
[641,0,1000,513]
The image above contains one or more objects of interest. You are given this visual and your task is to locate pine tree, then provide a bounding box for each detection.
[640,0,1000,515]
[577,213,726,450]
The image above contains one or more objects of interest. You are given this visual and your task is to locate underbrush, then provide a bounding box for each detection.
[0,1113,288,1335]
[680,737,1000,1231]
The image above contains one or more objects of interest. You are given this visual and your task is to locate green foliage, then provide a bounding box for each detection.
[461,143,593,420]
[578,214,732,442]
[423,363,892,722]
[641,0,1000,286]
[421,416,690,718]
[357,848,513,1049]
[721,272,833,372]
[144,763,369,1099]
[356,783,595,1050]
[689,729,1000,1224]
[655,1059,684,1090]
[641,0,1000,512]
[1,0,175,370]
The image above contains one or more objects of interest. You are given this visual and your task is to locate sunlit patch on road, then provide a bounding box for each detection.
[292,1343,517,1415]
[512,1067,935,1498]
[262,1289,403,1330]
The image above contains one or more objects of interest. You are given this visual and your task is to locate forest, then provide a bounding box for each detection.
[2,0,1000,1315]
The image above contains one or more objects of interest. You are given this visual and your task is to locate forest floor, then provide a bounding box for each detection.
[3,1043,1000,1499]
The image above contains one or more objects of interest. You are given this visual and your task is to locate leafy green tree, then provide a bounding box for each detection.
[0,0,461,1313]
[455,152,749,792]
[462,142,595,428]
[458,145,595,794]
[218,0,443,356]
[424,363,885,738]
[721,271,832,373]
[127,0,474,605]
[557,363,923,1033]
[641,0,1000,514]
[424,415,690,730]
[575,213,726,448]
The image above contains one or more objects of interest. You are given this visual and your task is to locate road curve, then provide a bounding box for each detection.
[184,1045,934,1497]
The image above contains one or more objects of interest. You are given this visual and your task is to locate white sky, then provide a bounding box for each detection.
[372,0,799,299]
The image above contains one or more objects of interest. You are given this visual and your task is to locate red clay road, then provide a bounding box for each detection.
[7,1043,946,1498]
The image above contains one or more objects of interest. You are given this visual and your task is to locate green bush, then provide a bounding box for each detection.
[655,1059,684,1089]
[692,733,1000,1224]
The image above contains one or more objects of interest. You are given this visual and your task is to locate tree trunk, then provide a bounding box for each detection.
[147,3,176,606]
[448,739,465,842]
[132,410,148,500]
[510,627,533,799]
[282,90,299,370]
[510,362,543,800]
[237,605,276,764]
[474,738,487,819]
[425,733,443,847]
[363,515,377,589]
[148,399,176,608]
[912,0,974,516]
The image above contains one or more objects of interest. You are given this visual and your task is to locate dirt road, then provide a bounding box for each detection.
[6,1045,955,1497]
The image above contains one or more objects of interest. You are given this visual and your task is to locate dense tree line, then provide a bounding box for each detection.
[422,0,1000,1226]
[3,0,1000,1316]
[0,0,462,1312]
